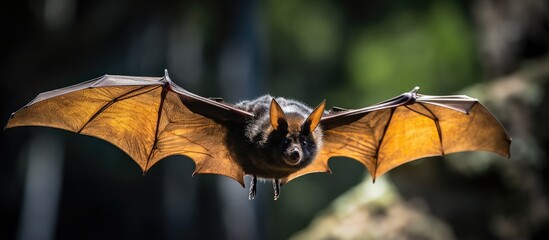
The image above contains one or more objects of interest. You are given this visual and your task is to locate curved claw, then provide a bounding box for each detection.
[273,179,281,200]
[248,176,257,200]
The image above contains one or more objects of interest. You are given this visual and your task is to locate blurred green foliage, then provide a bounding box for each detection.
[268,0,477,106]
[269,0,341,62]
[348,1,476,101]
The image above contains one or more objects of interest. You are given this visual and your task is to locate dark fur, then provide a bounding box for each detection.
[226,95,323,179]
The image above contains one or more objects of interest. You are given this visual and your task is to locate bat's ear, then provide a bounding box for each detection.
[270,98,288,131]
[303,100,326,134]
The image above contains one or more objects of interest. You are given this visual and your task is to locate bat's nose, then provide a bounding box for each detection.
[283,147,302,166]
[290,149,301,160]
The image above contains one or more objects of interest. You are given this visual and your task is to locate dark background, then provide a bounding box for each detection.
[1,0,548,239]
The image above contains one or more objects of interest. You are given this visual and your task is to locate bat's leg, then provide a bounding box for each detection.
[248,175,257,200]
[273,179,281,200]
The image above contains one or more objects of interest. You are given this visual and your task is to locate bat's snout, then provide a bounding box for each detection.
[284,147,302,165]
[290,149,301,160]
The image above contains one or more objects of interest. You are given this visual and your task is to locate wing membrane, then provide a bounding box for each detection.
[283,87,511,184]
[6,71,251,186]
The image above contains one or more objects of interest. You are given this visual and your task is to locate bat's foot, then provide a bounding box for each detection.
[248,175,257,200]
[273,179,281,200]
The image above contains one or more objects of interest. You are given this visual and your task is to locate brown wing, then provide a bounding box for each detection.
[283,87,511,184]
[5,70,253,186]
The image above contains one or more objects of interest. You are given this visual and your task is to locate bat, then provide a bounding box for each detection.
[5,70,511,200]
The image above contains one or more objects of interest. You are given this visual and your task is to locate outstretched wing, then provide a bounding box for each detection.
[6,70,253,186]
[283,87,511,184]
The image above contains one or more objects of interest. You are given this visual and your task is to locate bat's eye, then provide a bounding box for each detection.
[283,139,291,145]
[301,140,307,146]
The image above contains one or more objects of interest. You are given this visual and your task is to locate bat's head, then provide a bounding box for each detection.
[268,98,325,167]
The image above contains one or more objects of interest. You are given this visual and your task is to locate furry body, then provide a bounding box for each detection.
[228,95,325,199]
